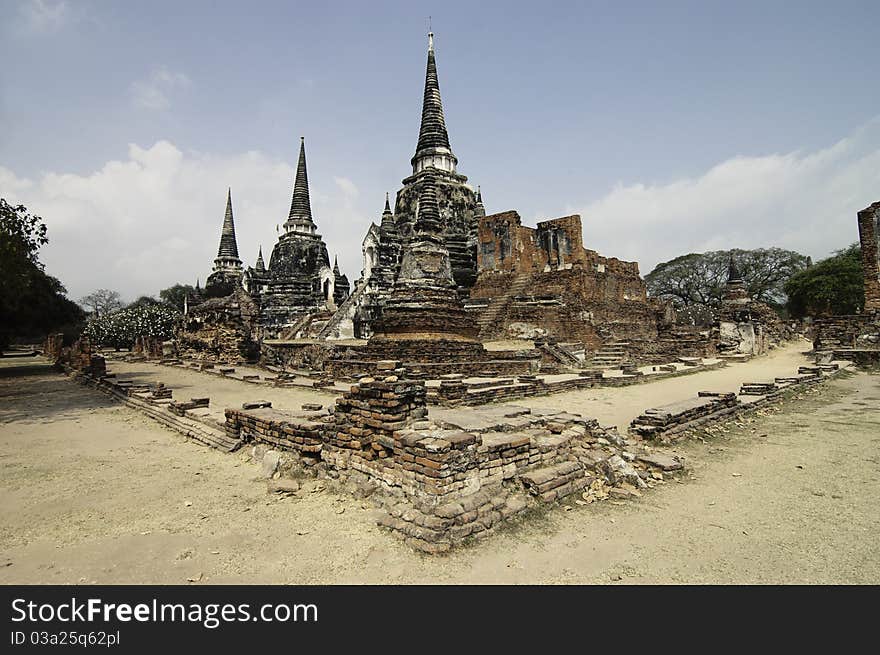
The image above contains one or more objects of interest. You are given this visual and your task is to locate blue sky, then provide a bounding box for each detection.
[2,0,879,300]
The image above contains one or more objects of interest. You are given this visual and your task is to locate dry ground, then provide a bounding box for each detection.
[1,346,878,584]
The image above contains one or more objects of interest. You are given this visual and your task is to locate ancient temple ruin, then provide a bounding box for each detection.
[468,211,654,346]
[462,209,715,365]
[813,200,880,361]
[255,138,348,336]
[361,174,484,358]
[178,286,261,363]
[858,200,880,312]
[715,256,787,356]
[174,29,805,373]
[204,189,244,297]
[324,32,481,340]
[179,189,260,362]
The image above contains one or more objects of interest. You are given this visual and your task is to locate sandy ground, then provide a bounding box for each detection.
[1,348,878,584]
[512,340,815,429]
[103,341,808,431]
[101,359,341,424]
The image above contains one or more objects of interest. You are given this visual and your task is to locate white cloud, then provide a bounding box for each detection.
[334,176,359,199]
[0,141,373,302]
[130,68,191,111]
[566,118,880,275]
[19,0,69,34]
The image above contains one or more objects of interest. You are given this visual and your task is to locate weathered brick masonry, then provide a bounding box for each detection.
[813,201,880,356]
[224,370,674,552]
[858,201,880,311]
[470,211,690,360]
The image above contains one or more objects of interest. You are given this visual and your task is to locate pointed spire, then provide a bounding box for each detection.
[380,192,395,231]
[196,278,201,291]
[411,32,457,174]
[333,255,340,275]
[727,254,743,284]
[474,185,485,217]
[255,246,265,272]
[216,187,241,260]
[286,136,315,231]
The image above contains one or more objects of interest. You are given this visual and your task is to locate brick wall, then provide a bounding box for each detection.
[471,211,655,347]
[476,211,640,278]
[857,201,880,311]
[224,370,649,552]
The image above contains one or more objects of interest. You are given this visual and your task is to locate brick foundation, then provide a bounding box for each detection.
[223,371,674,551]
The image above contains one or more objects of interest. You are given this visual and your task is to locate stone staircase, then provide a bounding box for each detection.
[300,311,334,339]
[316,281,368,340]
[276,313,313,340]
[589,341,630,368]
[538,340,583,368]
[476,273,531,339]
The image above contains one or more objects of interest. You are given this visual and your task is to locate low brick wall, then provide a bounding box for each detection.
[224,371,670,552]
[813,312,880,352]
[629,367,834,442]
[329,357,536,380]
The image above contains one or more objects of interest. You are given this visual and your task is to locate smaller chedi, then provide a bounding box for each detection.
[204,188,244,297]
[179,188,260,362]
[716,255,786,355]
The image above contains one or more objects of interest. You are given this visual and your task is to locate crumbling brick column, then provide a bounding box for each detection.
[332,363,428,460]
[43,333,64,360]
[857,201,880,311]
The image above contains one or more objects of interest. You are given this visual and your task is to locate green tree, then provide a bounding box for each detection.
[784,244,863,317]
[159,283,195,311]
[79,288,123,317]
[0,199,84,351]
[128,295,160,308]
[646,247,811,310]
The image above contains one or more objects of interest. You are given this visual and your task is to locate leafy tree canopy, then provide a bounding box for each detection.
[646,247,811,311]
[159,284,195,311]
[0,199,84,350]
[128,295,160,308]
[784,244,864,318]
[79,288,124,317]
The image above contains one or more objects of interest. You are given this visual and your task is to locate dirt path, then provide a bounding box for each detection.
[102,359,340,423]
[97,340,810,431]
[1,354,878,584]
[513,340,815,430]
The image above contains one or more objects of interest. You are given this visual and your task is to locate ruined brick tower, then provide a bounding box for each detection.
[722,255,750,306]
[204,188,243,296]
[857,201,880,311]
[257,138,345,334]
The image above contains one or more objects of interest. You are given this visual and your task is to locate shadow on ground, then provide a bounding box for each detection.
[0,358,116,424]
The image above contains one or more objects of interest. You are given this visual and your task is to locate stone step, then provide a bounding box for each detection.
[519,461,588,502]
[477,274,532,338]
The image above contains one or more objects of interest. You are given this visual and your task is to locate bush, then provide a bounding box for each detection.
[84,303,181,349]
